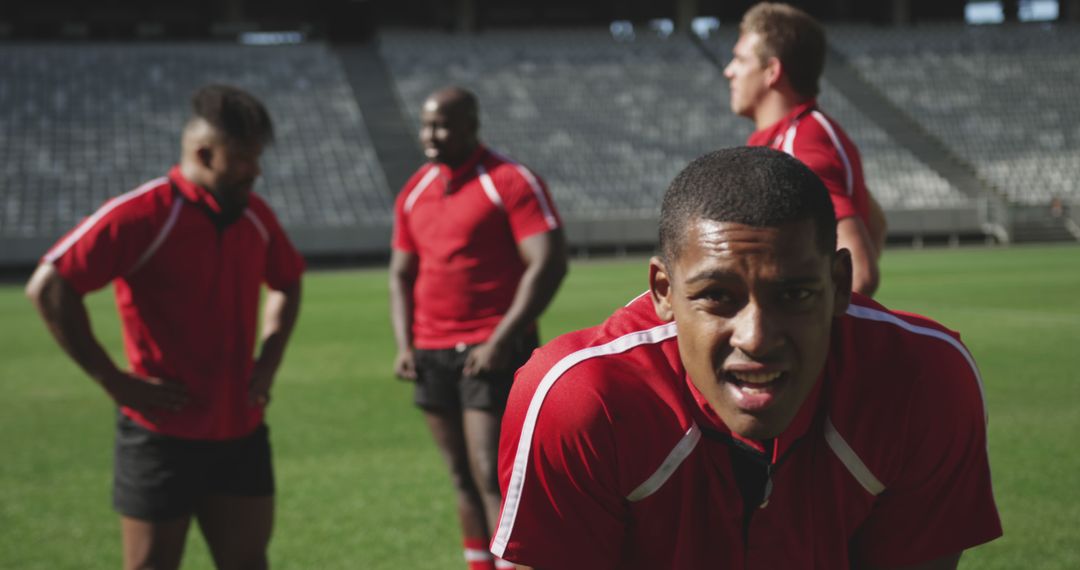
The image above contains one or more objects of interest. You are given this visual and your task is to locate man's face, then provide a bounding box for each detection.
[651,218,850,440]
[203,138,263,216]
[419,97,477,168]
[724,32,772,119]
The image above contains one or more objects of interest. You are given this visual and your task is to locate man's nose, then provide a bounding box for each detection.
[729,301,779,358]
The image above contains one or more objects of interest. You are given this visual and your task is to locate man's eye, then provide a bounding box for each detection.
[781,289,813,302]
[699,291,735,305]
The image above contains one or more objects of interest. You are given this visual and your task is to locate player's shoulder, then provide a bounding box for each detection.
[397,163,440,198]
[481,148,544,188]
[796,108,857,149]
[92,176,176,226]
[244,192,278,219]
[840,295,970,367]
[827,295,989,491]
[514,294,681,422]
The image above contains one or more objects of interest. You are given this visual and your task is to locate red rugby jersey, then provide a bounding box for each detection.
[392,146,561,349]
[493,293,1001,569]
[748,100,871,225]
[45,167,305,440]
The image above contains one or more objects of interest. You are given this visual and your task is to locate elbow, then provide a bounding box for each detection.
[25,264,54,305]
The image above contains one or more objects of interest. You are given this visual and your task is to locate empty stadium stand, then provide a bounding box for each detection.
[830,24,1080,209]
[378,28,749,248]
[3,24,1077,266]
[0,41,392,264]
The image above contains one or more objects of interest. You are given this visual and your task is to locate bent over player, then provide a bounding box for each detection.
[26,85,304,570]
[390,86,567,570]
[492,147,1000,569]
[726,2,887,296]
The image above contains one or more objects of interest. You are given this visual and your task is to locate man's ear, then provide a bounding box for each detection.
[831,248,853,316]
[764,56,784,89]
[649,256,675,322]
[196,146,214,169]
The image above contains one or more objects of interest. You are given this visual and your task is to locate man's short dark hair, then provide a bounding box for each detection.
[740,2,826,99]
[658,146,836,264]
[190,84,274,146]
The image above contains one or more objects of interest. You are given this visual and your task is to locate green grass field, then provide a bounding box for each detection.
[1,244,1078,569]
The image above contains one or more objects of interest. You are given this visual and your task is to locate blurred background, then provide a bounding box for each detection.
[2,0,1077,267]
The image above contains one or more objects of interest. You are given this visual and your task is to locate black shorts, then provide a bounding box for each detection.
[413,332,539,412]
[113,414,275,521]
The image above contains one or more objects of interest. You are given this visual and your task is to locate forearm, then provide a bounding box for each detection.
[389,272,416,352]
[255,281,302,373]
[837,217,880,297]
[487,252,567,348]
[867,193,888,258]
[387,247,422,353]
[26,263,121,383]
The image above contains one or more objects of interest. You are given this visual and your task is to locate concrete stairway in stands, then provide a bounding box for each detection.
[334,41,424,194]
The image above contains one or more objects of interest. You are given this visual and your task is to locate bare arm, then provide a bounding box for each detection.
[837,216,881,298]
[248,280,302,407]
[25,263,187,414]
[867,191,888,258]
[389,249,419,380]
[464,228,568,377]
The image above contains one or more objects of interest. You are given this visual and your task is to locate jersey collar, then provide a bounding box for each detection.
[685,365,825,465]
[168,165,250,228]
[441,144,489,181]
[751,98,819,144]
[169,165,226,214]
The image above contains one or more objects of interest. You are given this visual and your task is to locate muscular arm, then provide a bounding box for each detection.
[25,263,187,414]
[389,249,419,380]
[464,228,568,376]
[837,216,880,297]
[867,191,888,257]
[248,280,302,406]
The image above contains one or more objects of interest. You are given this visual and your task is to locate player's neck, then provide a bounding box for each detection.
[752,90,808,131]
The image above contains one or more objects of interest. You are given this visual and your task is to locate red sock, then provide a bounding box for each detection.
[464,537,495,570]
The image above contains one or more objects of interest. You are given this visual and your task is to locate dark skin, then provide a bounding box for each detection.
[511,217,956,570]
[391,87,568,546]
[26,119,301,570]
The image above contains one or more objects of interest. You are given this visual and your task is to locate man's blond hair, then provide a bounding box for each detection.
[740,2,826,99]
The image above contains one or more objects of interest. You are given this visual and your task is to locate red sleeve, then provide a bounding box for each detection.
[791,122,858,221]
[852,336,1002,566]
[496,163,561,243]
[44,190,162,295]
[249,197,305,290]
[493,357,626,569]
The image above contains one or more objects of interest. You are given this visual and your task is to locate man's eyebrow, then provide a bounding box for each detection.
[684,270,823,286]
[685,269,738,284]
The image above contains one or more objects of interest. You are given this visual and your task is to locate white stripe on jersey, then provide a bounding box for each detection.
[476,165,505,210]
[781,124,798,156]
[126,197,184,276]
[809,111,854,196]
[626,423,702,502]
[403,165,440,213]
[487,149,560,230]
[845,303,987,419]
[491,320,679,557]
[824,416,885,495]
[44,177,168,263]
[244,209,270,244]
